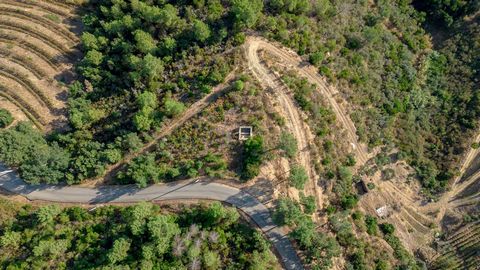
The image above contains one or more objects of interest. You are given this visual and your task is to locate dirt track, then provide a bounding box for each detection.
[98,72,237,183]
[244,37,369,166]
[101,37,372,207]
[245,38,323,208]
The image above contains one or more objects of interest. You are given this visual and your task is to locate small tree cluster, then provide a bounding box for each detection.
[278,131,298,158]
[241,135,264,180]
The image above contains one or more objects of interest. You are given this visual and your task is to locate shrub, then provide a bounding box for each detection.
[344,154,356,167]
[163,94,185,118]
[233,79,245,91]
[309,51,325,66]
[278,132,298,158]
[300,194,316,214]
[340,194,358,209]
[241,135,264,180]
[119,154,162,187]
[272,198,303,226]
[365,215,378,235]
[0,109,13,128]
[381,168,395,180]
[289,165,308,189]
[351,211,363,221]
[367,182,375,190]
[380,223,395,235]
[192,19,211,42]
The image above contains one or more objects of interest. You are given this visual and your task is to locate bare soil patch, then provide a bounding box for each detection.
[0,0,80,131]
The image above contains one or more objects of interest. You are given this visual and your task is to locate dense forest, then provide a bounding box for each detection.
[0,0,478,191]
[0,201,277,269]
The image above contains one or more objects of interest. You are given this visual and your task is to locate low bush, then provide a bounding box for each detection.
[0,109,13,128]
[241,135,264,180]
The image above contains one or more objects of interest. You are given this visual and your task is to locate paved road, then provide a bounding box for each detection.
[0,163,303,270]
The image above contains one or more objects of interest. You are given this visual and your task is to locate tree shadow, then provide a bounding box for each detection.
[242,177,274,204]
[89,185,140,204]
[265,229,304,270]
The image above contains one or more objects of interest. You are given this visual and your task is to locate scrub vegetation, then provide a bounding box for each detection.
[0,200,277,269]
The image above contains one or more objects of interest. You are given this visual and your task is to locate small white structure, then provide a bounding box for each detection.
[375,205,389,218]
[238,126,253,141]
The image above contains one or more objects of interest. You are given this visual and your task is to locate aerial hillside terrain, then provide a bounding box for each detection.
[0,0,478,269]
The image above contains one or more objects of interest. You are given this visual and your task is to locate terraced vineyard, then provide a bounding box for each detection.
[432,221,480,269]
[0,0,80,131]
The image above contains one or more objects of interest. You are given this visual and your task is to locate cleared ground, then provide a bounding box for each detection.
[0,0,79,131]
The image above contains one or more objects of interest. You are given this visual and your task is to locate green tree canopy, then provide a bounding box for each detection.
[230,0,263,29]
[192,19,211,42]
[36,205,61,225]
[163,94,185,117]
[121,154,160,188]
[134,29,157,54]
[147,215,180,255]
[272,198,304,226]
[0,202,278,269]
[241,135,265,180]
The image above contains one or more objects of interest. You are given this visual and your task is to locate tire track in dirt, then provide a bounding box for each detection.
[451,169,480,199]
[450,193,480,208]
[245,37,369,166]
[245,38,323,209]
[453,132,480,186]
[424,162,480,223]
[421,132,480,222]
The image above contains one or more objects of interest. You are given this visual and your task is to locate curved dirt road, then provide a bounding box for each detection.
[245,39,323,207]
[0,163,303,270]
[245,37,369,166]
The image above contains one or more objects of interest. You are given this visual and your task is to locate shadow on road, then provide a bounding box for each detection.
[90,185,140,204]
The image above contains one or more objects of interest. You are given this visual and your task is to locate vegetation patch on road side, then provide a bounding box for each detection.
[117,73,283,186]
[0,108,13,128]
[0,201,278,269]
[272,195,424,270]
